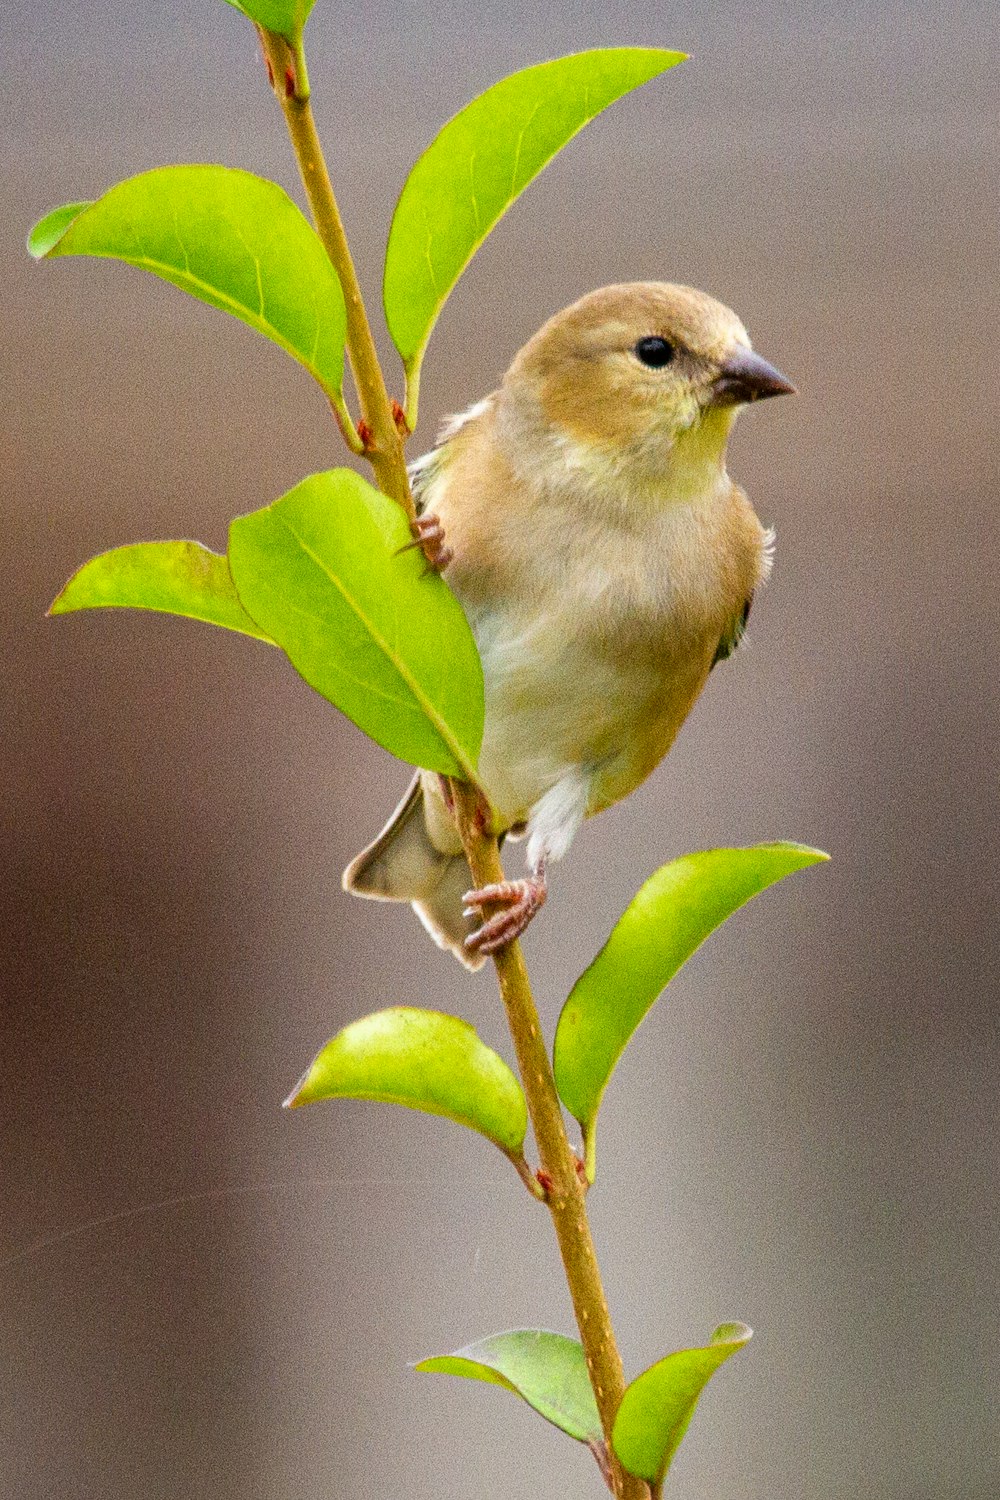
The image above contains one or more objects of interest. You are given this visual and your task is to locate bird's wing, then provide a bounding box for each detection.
[408,394,498,515]
[407,446,442,516]
[712,594,753,667]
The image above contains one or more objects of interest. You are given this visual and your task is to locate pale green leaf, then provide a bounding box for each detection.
[286,1008,527,1155]
[383,47,685,410]
[49,541,273,643]
[553,844,829,1177]
[613,1323,752,1484]
[28,166,346,404]
[227,469,484,777]
[415,1329,601,1444]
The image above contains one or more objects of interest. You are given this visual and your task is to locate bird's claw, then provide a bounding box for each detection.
[407,513,454,573]
[462,875,547,955]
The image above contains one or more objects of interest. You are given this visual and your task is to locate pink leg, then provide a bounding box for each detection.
[462,865,548,955]
[403,513,454,572]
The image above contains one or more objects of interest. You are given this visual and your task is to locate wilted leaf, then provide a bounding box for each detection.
[220,0,315,39]
[553,844,828,1177]
[383,48,685,416]
[28,166,347,405]
[286,1008,527,1155]
[612,1323,752,1485]
[415,1329,601,1444]
[227,468,484,777]
[49,541,272,643]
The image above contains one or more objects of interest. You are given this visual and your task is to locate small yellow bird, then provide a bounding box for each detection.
[345,282,794,968]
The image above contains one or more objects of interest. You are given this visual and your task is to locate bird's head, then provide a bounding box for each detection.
[499,282,794,498]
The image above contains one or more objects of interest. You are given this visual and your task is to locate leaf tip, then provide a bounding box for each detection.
[784,842,831,865]
[47,570,83,618]
[711,1320,753,1348]
[282,1068,311,1110]
[27,201,90,259]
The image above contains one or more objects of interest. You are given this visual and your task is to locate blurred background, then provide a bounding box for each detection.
[3,1,998,1496]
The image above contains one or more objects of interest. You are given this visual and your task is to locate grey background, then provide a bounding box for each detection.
[2,1,998,1496]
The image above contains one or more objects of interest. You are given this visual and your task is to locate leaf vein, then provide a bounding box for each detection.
[467,151,482,236]
[509,100,542,197]
[421,205,442,299]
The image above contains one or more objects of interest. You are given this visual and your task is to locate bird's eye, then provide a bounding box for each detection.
[634,336,676,368]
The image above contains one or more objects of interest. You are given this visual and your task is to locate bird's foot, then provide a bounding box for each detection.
[463,871,547,956]
[408,513,454,572]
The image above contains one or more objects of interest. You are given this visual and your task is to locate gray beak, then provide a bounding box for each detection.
[711,347,796,406]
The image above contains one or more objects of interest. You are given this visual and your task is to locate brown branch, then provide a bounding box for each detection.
[257,27,414,517]
[257,31,646,1497]
[452,783,649,1500]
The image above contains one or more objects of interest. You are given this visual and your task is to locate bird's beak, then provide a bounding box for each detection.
[710,348,796,406]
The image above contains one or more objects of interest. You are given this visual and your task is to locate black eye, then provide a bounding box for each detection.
[634,336,676,368]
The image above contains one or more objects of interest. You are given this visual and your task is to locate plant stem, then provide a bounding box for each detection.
[257,27,415,517]
[259,36,646,1498]
[452,783,648,1500]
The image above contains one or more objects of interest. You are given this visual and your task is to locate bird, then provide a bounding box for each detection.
[343,281,794,969]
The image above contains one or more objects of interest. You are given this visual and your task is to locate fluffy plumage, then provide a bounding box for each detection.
[344,282,793,966]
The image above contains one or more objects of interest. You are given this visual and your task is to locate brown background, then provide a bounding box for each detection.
[3,1,998,1496]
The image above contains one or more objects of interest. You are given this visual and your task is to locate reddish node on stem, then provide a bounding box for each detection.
[536,1169,555,1196]
[391,400,411,436]
[356,419,375,451]
[284,66,296,98]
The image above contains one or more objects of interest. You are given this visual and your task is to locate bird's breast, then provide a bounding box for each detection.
[427,416,766,824]
[456,492,762,823]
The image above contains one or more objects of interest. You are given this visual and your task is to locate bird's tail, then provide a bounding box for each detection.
[342,773,484,971]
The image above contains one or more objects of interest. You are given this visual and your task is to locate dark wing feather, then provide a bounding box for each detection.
[712,594,753,668]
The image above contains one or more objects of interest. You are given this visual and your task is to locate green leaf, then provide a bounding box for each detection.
[286,1008,527,1156]
[553,844,829,1177]
[220,0,315,43]
[28,166,347,407]
[383,47,685,413]
[612,1323,752,1485]
[27,202,89,256]
[415,1330,601,1444]
[227,468,484,778]
[49,541,273,643]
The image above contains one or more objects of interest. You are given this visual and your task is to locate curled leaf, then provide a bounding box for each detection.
[613,1323,752,1484]
[287,1007,527,1156]
[415,1329,601,1444]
